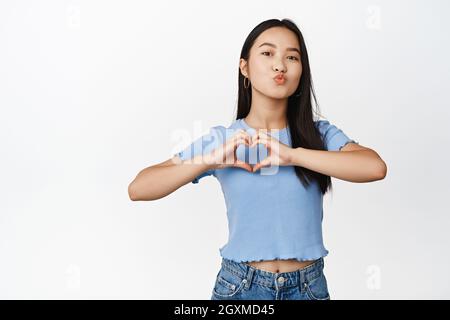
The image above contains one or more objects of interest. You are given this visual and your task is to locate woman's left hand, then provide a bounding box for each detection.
[249,129,295,172]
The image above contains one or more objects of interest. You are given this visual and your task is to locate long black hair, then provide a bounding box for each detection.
[236,18,332,195]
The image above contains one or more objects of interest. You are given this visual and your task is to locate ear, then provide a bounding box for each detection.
[239,58,248,77]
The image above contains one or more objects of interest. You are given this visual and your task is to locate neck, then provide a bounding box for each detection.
[244,90,288,130]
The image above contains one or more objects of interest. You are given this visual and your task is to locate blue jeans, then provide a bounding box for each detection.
[210,257,330,300]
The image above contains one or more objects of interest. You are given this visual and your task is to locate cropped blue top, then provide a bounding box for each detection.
[175,118,357,263]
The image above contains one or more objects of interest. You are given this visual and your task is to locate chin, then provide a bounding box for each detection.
[267,92,290,100]
[258,86,290,100]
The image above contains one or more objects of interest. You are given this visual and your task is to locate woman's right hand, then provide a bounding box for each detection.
[204,129,253,172]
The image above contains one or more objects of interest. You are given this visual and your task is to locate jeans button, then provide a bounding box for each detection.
[277,276,285,283]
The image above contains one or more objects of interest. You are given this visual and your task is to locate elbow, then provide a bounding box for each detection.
[128,181,162,201]
[375,160,388,180]
[128,182,140,201]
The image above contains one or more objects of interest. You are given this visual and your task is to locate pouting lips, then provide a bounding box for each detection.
[274,76,285,84]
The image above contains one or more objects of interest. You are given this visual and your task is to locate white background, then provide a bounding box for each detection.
[1,0,449,299]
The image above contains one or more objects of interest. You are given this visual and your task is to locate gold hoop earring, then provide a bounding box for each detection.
[244,77,250,89]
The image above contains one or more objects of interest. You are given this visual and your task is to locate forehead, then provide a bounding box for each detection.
[253,27,300,50]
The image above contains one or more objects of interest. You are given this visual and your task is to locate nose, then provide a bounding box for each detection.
[273,54,286,73]
[273,62,286,73]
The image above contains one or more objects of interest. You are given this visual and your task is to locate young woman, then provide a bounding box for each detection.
[128,18,387,300]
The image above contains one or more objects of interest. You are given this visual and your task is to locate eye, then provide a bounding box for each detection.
[262,52,299,61]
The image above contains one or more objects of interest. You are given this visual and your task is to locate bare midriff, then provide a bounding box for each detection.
[245,258,316,273]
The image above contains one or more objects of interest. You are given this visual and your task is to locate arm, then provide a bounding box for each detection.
[128,129,253,201]
[128,154,215,201]
[288,143,387,183]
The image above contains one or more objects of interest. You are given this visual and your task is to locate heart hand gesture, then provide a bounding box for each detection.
[249,129,293,172]
[205,128,294,173]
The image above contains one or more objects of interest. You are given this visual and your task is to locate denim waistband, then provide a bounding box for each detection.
[220,257,325,289]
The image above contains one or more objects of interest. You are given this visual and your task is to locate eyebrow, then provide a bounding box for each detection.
[258,42,301,55]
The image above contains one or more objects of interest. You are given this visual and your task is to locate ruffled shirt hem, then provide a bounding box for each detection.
[219,248,329,264]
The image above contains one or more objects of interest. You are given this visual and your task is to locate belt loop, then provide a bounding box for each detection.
[244,265,254,290]
[299,268,306,293]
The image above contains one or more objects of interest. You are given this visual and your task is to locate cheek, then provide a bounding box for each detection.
[291,65,302,85]
[248,65,271,89]
[295,64,303,79]
[249,60,267,79]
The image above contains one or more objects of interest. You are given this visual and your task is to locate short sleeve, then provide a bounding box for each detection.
[314,120,358,151]
[174,125,225,184]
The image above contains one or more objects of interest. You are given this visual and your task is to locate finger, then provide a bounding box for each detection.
[234,160,253,172]
[257,130,274,143]
[250,136,262,148]
[234,132,251,143]
[250,137,270,148]
[251,131,259,143]
[235,129,252,139]
[258,129,272,136]
[236,132,252,145]
[252,157,272,172]
[241,134,252,145]
[258,130,278,143]
[257,129,269,137]
[234,137,250,147]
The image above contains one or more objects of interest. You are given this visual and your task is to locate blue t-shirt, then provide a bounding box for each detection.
[175,118,357,263]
